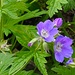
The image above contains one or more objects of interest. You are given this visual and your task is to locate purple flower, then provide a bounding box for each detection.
[53,18,63,28]
[37,20,58,42]
[54,35,73,62]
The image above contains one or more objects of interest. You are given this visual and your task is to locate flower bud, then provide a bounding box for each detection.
[53,18,63,28]
[28,38,38,47]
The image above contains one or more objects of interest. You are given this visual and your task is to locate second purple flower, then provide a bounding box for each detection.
[54,35,73,62]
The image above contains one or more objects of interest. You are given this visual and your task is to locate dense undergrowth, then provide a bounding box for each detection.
[0,0,75,75]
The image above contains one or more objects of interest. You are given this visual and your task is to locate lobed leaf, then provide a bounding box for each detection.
[2,1,30,19]
[46,0,68,17]
[9,51,34,75]
[52,66,75,75]
[0,53,15,74]
[63,0,75,12]
[34,51,49,75]
[6,25,37,48]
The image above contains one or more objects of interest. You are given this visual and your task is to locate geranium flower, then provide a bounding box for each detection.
[37,20,58,42]
[54,35,73,62]
[53,18,63,28]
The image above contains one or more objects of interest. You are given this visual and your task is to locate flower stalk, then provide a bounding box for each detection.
[0,0,3,41]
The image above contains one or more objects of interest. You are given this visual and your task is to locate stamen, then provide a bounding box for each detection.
[41,29,49,38]
[55,42,62,52]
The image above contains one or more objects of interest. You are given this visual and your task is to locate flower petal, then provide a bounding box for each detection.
[55,35,64,44]
[55,51,64,62]
[44,20,54,31]
[62,36,73,46]
[37,22,44,35]
[56,36,73,46]
[62,46,73,58]
[44,35,55,42]
[50,28,58,36]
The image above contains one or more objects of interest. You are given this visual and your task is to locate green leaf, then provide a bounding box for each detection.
[46,0,68,17]
[4,10,47,26]
[48,70,57,75]
[15,70,34,75]
[9,51,34,75]
[63,0,75,12]
[15,70,39,75]
[0,10,1,22]
[0,53,15,74]
[3,10,47,39]
[3,0,16,6]
[51,66,75,75]
[2,1,30,19]
[3,27,11,36]
[34,51,49,75]
[6,25,37,48]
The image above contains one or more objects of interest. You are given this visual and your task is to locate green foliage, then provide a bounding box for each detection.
[9,51,34,75]
[34,51,50,75]
[15,70,34,75]
[63,0,75,12]
[0,0,75,75]
[6,25,37,48]
[46,0,68,17]
[52,66,75,75]
[0,53,15,75]
[15,70,38,75]
[16,70,40,75]
[2,2,29,19]
[3,10,47,36]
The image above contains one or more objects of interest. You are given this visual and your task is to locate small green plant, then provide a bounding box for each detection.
[0,0,75,75]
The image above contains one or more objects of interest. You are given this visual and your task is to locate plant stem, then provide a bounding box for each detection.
[35,40,42,51]
[0,0,3,41]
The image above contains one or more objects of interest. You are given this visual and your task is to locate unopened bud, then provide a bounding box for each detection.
[53,18,63,28]
[28,38,38,47]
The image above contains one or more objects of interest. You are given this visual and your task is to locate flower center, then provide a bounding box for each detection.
[41,29,49,38]
[55,42,62,52]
